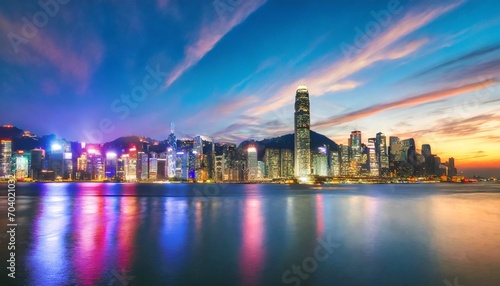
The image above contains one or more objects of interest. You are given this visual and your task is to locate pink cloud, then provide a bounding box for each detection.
[314,78,498,128]
[246,2,461,116]
[0,12,104,95]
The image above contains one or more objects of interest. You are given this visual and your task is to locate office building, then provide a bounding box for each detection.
[0,140,13,178]
[294,85,311,180]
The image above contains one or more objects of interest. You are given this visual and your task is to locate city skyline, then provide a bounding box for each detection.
[1,0,499,175]
[0,121,488,178]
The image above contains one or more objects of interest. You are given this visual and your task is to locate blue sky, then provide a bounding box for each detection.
[1,0,499,170]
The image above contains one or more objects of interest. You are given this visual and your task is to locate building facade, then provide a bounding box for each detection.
[294,85,311,180]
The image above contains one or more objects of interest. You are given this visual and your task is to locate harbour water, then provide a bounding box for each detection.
[1,183,499,285]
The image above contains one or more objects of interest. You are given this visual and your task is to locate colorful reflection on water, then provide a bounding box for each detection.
[0,183,499,285]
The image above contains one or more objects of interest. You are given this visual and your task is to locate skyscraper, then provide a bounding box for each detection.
[348,131,362,176]
[389,136,401,176]
[339,144,350,176]
[247,146,258,181]
[280,149,294,178]
[105,152,118,179]
[376,132,389,176]
[12,151,30,179]
[329,151,340,177]
[294,85,311,180]
[312,147,328,176]
[401,138,417,176]
[422,144,431,158]
[30,148,45,181]
[448,157,457,177]
[350,131,362,161]
[422,144,434,176]
[367,138,378,177]
[0,140,12,178]
[167,122,177,179]
[264,148,281,179]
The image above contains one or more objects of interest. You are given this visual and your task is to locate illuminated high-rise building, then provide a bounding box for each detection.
[149,152,158,180]
[294,85,311,180]
[350,131,362,161]
[247,146,258,181]
[156,152,167,180]
[338,144,350,176]
[329,151,340,177]
[348,131,362,176]
[193,135,215,181]
[167,122,177,179]
[86,146,104,180]
[218,143,237,182]
[48,141,65,179]
[12,151,30,179]
[105,152,118,179]
[139,152,149,180]
[0,140,13,178]
[312,146,328,176]
[367,138,378,177]
[376,132,389,176]
[264,148,281,179]
[280,149,294,178]
[126,146,138,181]
[257,161,265,179]
[176,139,194,180]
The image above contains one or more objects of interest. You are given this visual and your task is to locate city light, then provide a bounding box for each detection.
[106,152,117,159]
[51,143,62,151]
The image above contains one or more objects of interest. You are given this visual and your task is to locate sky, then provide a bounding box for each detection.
[0,0,499,176]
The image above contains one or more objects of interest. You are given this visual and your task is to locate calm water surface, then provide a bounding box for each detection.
[1,183,500,286]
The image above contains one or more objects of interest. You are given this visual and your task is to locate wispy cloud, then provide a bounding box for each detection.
[414,43,500,78]
[0,12,104,94]
[314,79,498,128]
[215,96,259,115]
[246,2,462,116]
[163,0,267,88]
[210,115,291,143]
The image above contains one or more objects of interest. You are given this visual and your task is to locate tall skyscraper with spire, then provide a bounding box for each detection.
[167,122,177,179]
[294,84,311,180]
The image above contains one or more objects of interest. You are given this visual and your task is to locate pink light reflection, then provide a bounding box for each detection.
[316,194,325,237]
[116,192,139,270]
[240,198,265,286]
[73,195,106,285]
